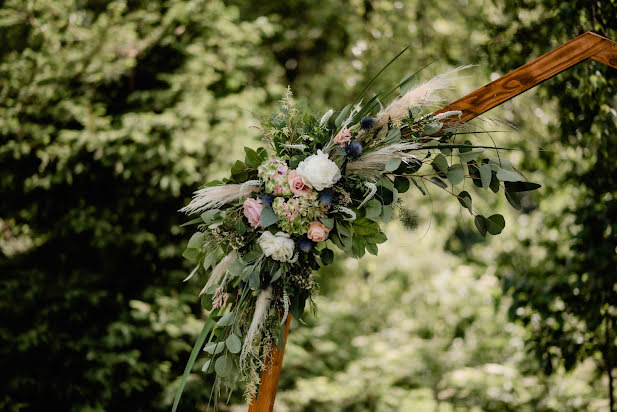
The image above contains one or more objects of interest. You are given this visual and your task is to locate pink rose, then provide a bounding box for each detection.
[307,221,330,242]
[287,170,312,196]
[243,198,263,228]
[333,128,352,147]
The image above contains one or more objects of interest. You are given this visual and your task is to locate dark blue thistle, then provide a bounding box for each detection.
[345,141,363,159]
[360,116,375,130]
[319,191,333,207]
[299,238,314,253]
[261,194,274,207]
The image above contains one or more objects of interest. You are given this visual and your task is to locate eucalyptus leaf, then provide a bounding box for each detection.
[183,265,199,282]
[411,178,426,195]
[182,248,199,263]
[385,157,402,172]
[474,215,487,237]
[459,148,483,163]
[200,209,221,225]
[496,168,522,182]
[432,153,448,174]
[447,164,465,185]
[393,176,410,193]
[180,217,202,227]
[217,312,234,327]
[504,181,542,192]
[457,191,473,213]
[486,214,506,235]
[249,268,260,290]
[201,359,212,373]
[187,232,205,249]
[365,199,382,219]
[203,252,218,271]
[214,355,234,378]
[381,205,393,223]
[430,177,447,189]
[244,251,262,262]
[479,164,492,189]
[203,341,225,355]
[271,266,283,283]
[225,334,242,354]
[505,189,521,210]
[258,206,279,227]
[227,258,246,277]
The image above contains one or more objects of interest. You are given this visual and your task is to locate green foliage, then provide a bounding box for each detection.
[1,0,615,410]
[0,0,280,410]
[482,1,617,407]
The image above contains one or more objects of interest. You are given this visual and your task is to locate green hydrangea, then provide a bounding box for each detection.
[272,192,327,235]
[257,158,293,197]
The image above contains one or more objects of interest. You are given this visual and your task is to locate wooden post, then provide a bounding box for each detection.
[248,31,617,411]
[248,314,291,412]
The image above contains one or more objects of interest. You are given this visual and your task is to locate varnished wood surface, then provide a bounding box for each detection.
[248,314,291,412]
[248,31,617,412]
[436,32,617,123]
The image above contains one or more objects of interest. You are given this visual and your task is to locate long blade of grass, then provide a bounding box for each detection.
[351,45,410,108]
[171,308,221,412]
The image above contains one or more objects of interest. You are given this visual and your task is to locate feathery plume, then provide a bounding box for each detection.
[241,286,273,366]
[345,142,421,177]
[199,250,237,297]
[179,184,259,215]
[376,66,472,127]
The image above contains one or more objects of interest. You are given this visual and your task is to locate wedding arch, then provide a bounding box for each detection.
[246,31,617,412]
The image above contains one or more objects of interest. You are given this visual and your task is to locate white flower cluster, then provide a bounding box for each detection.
[296,150,341,191]
[258,232,295,262]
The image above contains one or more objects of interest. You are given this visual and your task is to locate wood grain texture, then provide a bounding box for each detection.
[435,32,617,123]
[248,314,291,412]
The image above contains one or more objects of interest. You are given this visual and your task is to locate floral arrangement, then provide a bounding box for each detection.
[173,63,540,409]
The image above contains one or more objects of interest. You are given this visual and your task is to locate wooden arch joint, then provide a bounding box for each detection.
[437,32,617,123]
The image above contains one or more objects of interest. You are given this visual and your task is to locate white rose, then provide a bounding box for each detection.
[258,231,295,262]
[296,149,341,191]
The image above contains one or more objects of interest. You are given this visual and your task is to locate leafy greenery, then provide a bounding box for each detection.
[1,0,615,411]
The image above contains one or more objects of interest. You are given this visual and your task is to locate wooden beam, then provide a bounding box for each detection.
[436,32,617,123]
[248,31,616,412]
[248,314,291,412]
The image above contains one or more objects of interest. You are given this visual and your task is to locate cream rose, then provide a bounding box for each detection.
[296,150,341,191]
[258,231,295,262]
[307,221,330,242]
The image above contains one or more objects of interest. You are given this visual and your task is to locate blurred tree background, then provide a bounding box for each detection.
[0,0,615,411]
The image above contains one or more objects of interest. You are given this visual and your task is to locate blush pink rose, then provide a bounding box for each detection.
[287,170,312,196]
[243,198,263,228]
[333,128,352,147]
[307,221,330,242]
